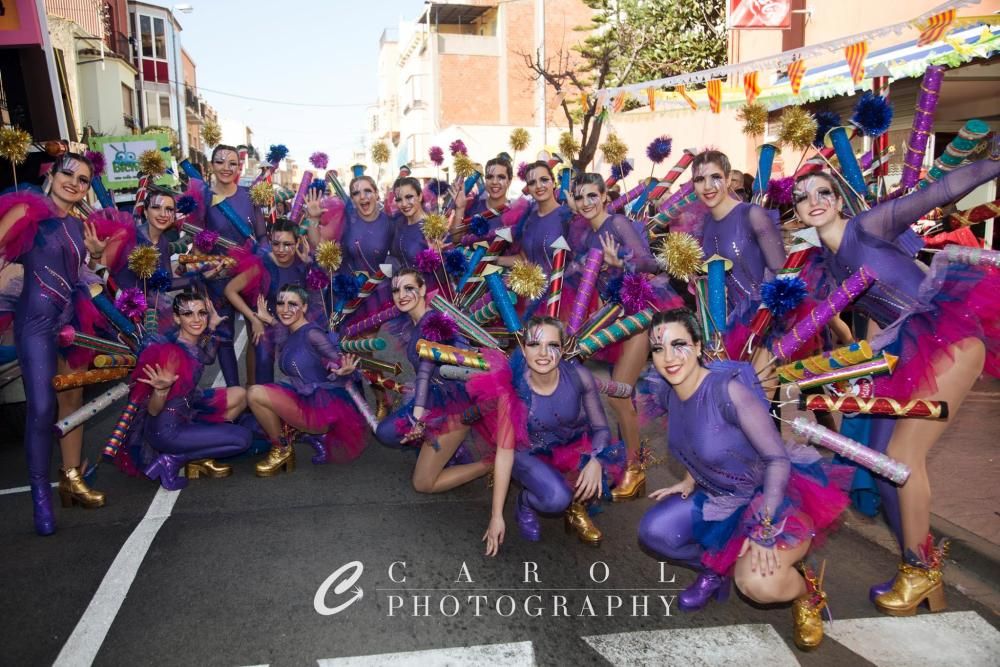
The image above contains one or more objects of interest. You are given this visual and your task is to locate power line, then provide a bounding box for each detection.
[184,81,372,109]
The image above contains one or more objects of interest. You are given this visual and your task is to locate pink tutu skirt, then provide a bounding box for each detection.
[263,382,366,463]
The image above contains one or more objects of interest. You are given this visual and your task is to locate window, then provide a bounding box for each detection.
[140,15,153,57]
[158,95,171,125]
[144,92,173,126]
[137,13,169,83]
[122,83,135,116]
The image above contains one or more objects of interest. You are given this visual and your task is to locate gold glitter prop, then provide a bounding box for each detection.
[778,106,818,151]
[738,102,768,137]
[127,246,160,280]
[657,232,704,280]
[315,241,343,272]
[506,260,547,300]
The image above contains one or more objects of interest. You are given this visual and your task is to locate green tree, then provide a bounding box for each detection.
[522,0,725,170]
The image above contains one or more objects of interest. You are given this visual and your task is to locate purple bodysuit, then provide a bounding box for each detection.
[340,209,394,275]
[516,204,570,268]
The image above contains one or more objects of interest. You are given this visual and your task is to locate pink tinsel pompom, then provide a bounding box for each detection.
[115,287,148,321]
[620,273,654,315]
[194,229,220,253]
[516,161,530,182]
[449,139,467,156]
[429,146,444,166]
[84,150,106,178]
[415,247,442,273]
[306,266,330,290]
[309,152,329,170]
[57,325,76,347]
[421,311,459,343]
[767,177,795,207]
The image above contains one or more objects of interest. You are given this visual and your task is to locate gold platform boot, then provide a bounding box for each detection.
[564,502,602,546]
[374,388,390,422]
[611,464,646,502]
[185,459,233,479]
[792,561,828,651]
[875,536,948,617]
[255,445,296,477]
[58,467,106,508]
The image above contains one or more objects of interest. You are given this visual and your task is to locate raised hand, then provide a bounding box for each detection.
[137,363,178,393]
[599,232,622,268]
[83,221,109,260]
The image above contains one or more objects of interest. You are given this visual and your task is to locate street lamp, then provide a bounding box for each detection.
[173,4,194,13]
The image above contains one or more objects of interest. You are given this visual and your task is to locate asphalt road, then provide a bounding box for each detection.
[1,331,997,666]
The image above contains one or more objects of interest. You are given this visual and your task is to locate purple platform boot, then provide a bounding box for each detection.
[302,434,328,465]
[678,571,730,611]
[515,491,541,542]
[31,480,56,536]
[144,454,188,490]
[445,443,474,467]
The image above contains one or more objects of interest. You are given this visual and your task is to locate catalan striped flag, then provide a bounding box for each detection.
[707,79,722,114]
[646,87,656,111]
[917,9,956,46]
[743,71,761,105]
[788,59,807,96]
[676,85,698,110]
[844,41,868,85]
[612,91,627,113]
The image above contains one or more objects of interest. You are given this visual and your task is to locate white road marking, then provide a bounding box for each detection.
[825,611,1000,666]
[582,624,800,666]
[315,641,535,666]
[0,481,57,496]
[52,487,180,667]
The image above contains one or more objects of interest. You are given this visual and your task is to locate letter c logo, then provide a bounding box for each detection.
[314,561,364,616]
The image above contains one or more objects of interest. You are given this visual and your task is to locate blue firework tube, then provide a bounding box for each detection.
[752,144,779,197]
[179,159,204,181]
[456,243,489,292]
[91,292,138,338]
[557,167,571,204]
[464,171,482,196]
[628,178,660,216]
[827,127,867,198]
[216,199,255,241]
[706,256,728,335]
[91,176,117,210]
[484,268,522,333]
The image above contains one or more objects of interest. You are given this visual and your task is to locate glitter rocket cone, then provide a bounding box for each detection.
[55,383,130,437]
[52,367,130,390]
[792,417,910,484]
[800,394,948,419]
[777,341,876,383]
[457,228,513,308]
[794,353,898,391]
[546,236,570,318]
[416,340,491,371]
[567,249,603,335]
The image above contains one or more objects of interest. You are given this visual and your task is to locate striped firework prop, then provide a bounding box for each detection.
[844,41,868,85]
[917,9,956,46]
[55,382,130,436]
[575,308,655,358]
[93,354,137,368]
[917,119,991,189]
[415,339,491,371]
[361,370,406,394]
[430,294,501,349]
[801,394,948,419]
[52,367,130,391]
[58,326,133,356]
[794,354,898,392]
[358,357,403,376]
[102,400,140,459]
[788,59,807,96]
[947,199,1000,229]
[776,341,875,383]
[339,337,387,354]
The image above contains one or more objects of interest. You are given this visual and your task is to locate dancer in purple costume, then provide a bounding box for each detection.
[637,309,850,650]
[246,284,366,474]
[792,157,1000,616]
[451,156,513,244]
[691,151,786,360]
[511,161,570,269]
[199,145,267,387]
[0,153,133,534]
[569,173,683,502]
[132,292,252,489]
[388,177,438,288]
[470,317,624,554]
[225,219,316,384]
[374,269,494,493]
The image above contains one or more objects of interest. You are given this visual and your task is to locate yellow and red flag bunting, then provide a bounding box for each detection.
[917,9,956,46]
[646,87,656,111]
[788,59,807,96]
[579,93,589,113]
[844,41,868,85]
[707,79,722,114]
[675,85,698,110]
[612,91,627,113]
[743,72,761,105]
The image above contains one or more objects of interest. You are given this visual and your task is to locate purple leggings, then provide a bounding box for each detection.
[638,494,705,570]
[146,414,252,462]
[14,313,60,486]
[513,451,572,514]
[867,415,904,549]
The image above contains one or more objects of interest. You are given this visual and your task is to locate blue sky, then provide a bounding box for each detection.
[172,0,420,165]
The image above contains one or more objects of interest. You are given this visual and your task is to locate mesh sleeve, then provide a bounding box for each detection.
[747,206,786,272]
[252,198,267,241]
[305,327,342,367]
[575,365,611,455]
[860,159,1000,241]
[725,379,790,518]
[609,214,660,274]
[413,359,434,411]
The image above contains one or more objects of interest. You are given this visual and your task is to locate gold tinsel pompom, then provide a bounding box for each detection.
[201,119,221,148]
[509,128,530,152]
[127,245,161,280]
[452,153,475,179]
[250,182,274,207]
[315,240,343,273]
[778,106,818,151]
[600,133,628,166]
[0,126,32,165]
[371,141,390,165]
[138,149,167,177]
[559,132,580,159]
[421,213,449,243]
[738,102,768,137]
[505,259,547,300]
[657,232,704,281]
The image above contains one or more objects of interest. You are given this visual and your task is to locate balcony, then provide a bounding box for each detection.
[185,86,204,123]
[436,33,499,57]
[123,114,137,131]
